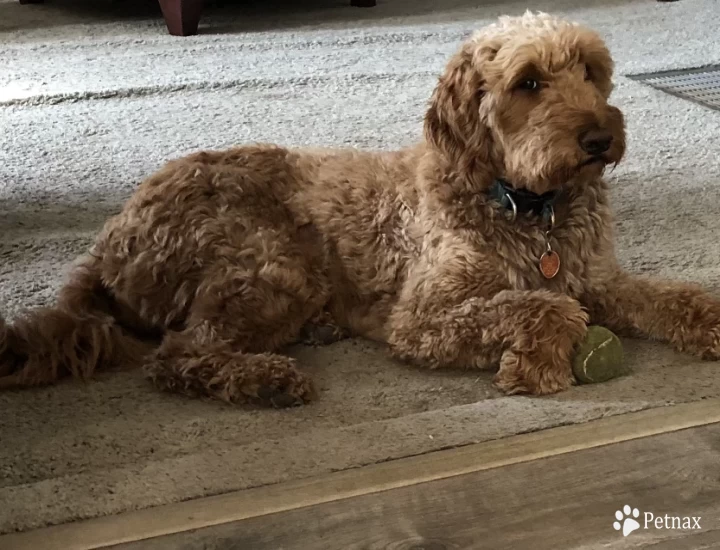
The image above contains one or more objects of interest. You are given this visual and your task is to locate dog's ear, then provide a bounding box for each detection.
[424,45,492,181]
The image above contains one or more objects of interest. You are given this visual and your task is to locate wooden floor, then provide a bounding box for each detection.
[113,424,720,550]
[3,400,720,550]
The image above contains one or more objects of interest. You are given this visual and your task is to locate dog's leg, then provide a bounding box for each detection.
[145,330,315,407]
[388,289,589,395]
[144,257,330,407]
[582,270,720,360]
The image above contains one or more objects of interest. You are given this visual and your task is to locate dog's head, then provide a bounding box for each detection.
[425,12,626,194]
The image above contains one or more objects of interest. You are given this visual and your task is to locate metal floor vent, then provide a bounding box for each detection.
[628,65,720,111]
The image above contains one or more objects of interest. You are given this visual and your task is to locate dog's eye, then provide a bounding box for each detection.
[584,65,593,81]
[517,79,539,91]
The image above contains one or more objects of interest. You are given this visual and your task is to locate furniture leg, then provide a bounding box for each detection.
[158,0,203,36]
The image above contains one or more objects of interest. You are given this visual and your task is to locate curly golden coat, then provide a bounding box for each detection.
[2,12,719,406]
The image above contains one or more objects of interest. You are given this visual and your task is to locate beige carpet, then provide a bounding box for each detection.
[2,0,720,535]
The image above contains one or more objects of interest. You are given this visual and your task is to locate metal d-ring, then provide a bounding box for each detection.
[547,205,556,230]
[505,193,518,222]
[544,205,556,253]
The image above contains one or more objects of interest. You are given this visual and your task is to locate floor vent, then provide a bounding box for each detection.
[628,65,720,111]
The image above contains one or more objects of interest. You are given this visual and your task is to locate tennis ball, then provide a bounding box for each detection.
[572,325,629,384]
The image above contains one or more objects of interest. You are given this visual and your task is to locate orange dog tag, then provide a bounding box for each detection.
[539,250,560,279]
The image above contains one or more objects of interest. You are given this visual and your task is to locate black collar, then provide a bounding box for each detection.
[489,178,557,223]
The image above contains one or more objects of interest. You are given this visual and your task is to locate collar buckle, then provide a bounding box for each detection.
[491,179,557,225]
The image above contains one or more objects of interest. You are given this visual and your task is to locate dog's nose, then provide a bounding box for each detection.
[579,128,613,155]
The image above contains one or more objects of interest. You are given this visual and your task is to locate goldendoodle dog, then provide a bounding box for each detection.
[2,12,719,406]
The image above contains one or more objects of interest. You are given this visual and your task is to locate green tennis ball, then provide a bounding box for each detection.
[572,325,629,384]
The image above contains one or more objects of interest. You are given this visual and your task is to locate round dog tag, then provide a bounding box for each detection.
[539,250,560,279]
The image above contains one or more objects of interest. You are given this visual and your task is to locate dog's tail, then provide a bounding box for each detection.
[0,259,152,389]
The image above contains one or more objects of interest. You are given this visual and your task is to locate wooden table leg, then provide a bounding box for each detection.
[158,0,203,36]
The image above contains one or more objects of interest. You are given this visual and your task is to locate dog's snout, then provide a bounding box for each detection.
[579,128,613,156]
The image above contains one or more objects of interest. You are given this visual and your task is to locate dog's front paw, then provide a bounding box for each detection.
[493,350,574,395]
[673,315,720,360]
[664,297,720,360]
[692,325,720,360]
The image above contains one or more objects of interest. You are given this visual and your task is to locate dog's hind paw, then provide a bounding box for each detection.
[239,355,317,408]
[297,309,349,347]
[145,350,316,408]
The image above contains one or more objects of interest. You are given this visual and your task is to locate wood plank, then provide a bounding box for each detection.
[109,422,720,550]
[2,398,720,550]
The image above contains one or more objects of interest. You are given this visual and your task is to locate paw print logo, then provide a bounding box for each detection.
[614,505,641,537]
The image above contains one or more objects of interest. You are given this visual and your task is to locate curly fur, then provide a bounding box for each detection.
[2,12,720,405]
